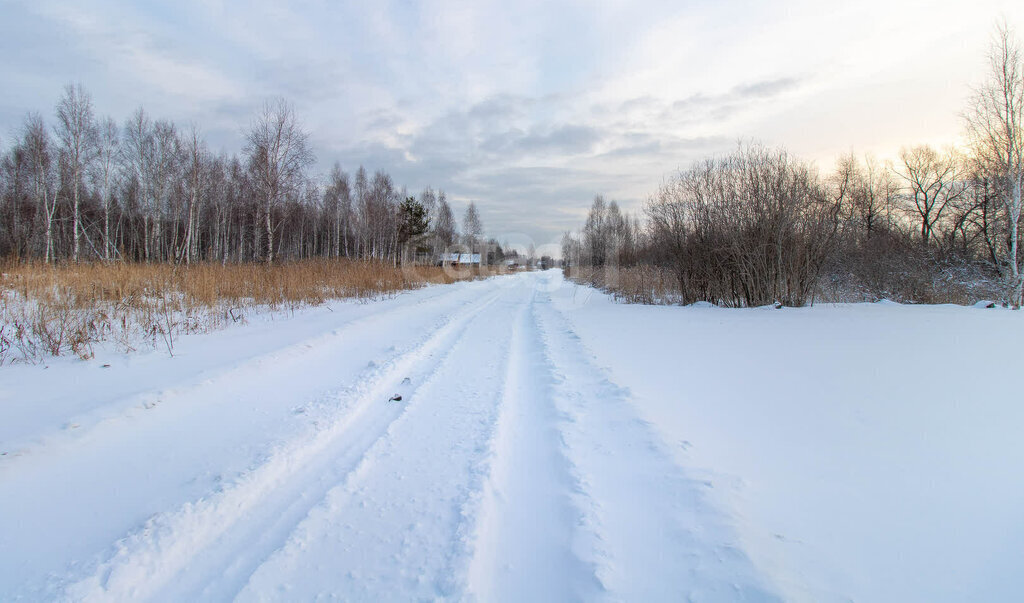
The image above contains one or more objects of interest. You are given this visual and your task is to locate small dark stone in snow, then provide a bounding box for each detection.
[389,394,403,402]
[101,364,111,368]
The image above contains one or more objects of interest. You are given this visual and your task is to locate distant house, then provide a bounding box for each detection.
[439,252,481,266]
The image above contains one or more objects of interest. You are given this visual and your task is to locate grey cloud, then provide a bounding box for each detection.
[731,76,804,99]
[465,94,534,121]
[657,74,809,125]
[452,165,652,242]
[595,132,730,161]
[481,124,602,156]
[311,87,738,244]
[517,124,601,154]
[429,95,533,134]
[670,93,712,112]
[323,140,470,187]
[404,96,534,161]
[597,140,664,159]
[463,166,603,199]
[255,57,349,102]
[364,110,405,132]
[620,95,659,111]
[405,94,602,166]
[593,95,660,118]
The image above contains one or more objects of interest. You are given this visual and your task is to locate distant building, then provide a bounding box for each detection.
[439,252,481,266]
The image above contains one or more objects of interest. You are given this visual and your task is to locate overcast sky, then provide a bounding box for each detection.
[2,0,1022,252]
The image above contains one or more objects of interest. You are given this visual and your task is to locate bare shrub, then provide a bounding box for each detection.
[821,227,1002,304]
[643,144,839,307]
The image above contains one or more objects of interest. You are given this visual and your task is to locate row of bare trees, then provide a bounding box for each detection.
[564,23,1024,307]
[0,88,490,265]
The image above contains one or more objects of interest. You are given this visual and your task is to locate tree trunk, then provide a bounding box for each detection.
[72,168,81,262]
[1009,183,1022,307]
[103,200,110,261]
[265,196,274,264]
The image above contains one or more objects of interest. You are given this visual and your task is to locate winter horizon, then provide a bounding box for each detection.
[3,0,1023,251]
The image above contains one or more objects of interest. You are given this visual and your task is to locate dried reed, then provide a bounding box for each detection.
[0,259,499,364]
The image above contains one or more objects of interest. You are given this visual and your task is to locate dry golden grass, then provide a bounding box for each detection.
[565,265,686,305]
[0,259,501,363]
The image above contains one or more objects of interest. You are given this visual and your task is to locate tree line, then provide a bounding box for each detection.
[563,23,1024,307]
[0,92,498,265]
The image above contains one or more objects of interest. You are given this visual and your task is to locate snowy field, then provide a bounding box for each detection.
[1,270,1022,601]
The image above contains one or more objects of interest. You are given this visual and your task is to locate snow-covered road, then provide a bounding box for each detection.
[0,272,775,602]
[3,270,1023,602]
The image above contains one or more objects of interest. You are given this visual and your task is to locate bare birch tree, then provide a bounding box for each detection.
[122,108,153,259]
[23,114,58,263]
[181,126,206,265]
[462,201,483,256]
[583,195,608,266]
[433,193,457,258]
[94,116,119,260]
[323,162,351,258]
[54,83,96,262]
[245,99,314,264]
[965,22,1024,306]
[150,120,181,261]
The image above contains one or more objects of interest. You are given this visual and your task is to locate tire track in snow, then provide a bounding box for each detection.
[234,279,533,601]
[534,292,781,602]
[1,280,500,599]
[59,286,508,602]
[0,280,490,465]
[465,288,602,602]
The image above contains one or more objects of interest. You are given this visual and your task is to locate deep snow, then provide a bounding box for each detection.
[1,270,1022,601]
